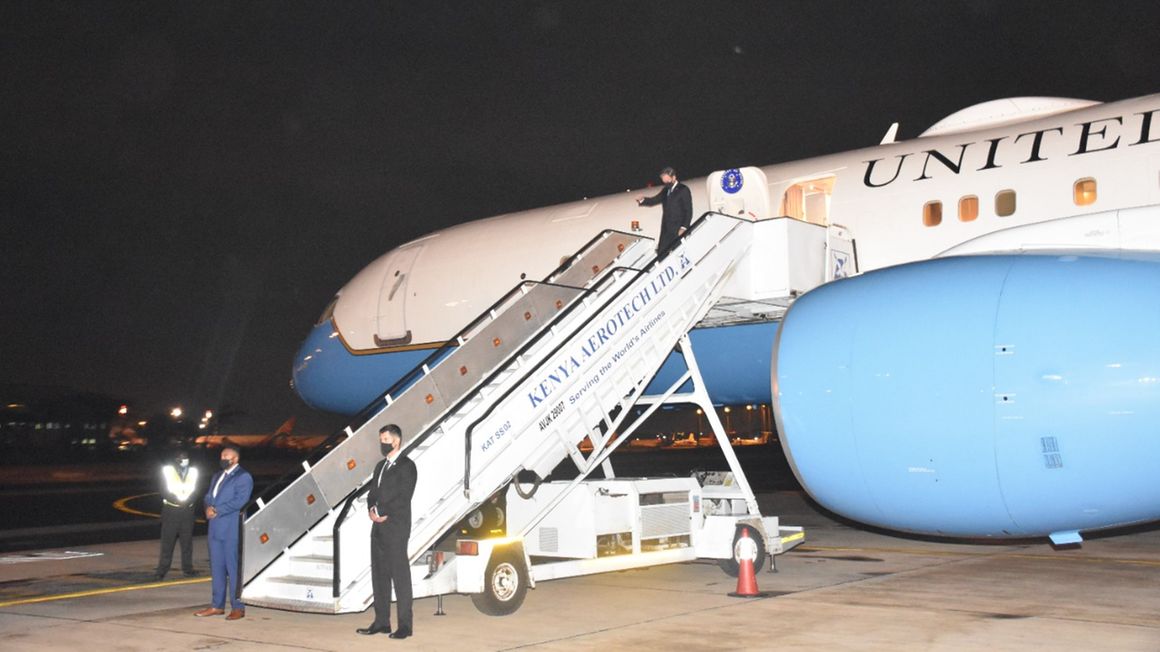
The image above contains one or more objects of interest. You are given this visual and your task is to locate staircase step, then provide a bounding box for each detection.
[291,553,333,564]
[268,574,331,587]
[288,553,334,579]
[244,594,339,614]
[309,535,333,557]
[251,574,334,604]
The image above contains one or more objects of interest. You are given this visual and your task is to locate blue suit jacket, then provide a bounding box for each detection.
[204,465,254,542]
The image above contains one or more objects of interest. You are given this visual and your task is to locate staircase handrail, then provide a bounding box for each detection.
[459,211,744,496]
[245,227,648,514]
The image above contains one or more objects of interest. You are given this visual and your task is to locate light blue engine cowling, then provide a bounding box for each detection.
[773,252,1160,539]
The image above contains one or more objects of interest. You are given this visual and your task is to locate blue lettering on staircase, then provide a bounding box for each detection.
[525,262,677,408]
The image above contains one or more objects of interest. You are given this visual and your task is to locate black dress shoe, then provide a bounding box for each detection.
[356,625,390,635]
[388,630,412,639]
[183,570,199,577]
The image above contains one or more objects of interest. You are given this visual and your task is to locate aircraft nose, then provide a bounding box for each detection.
[291,319,355,413]
[291,318,429,416]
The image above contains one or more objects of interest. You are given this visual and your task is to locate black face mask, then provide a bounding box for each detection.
[381,441,395,456]
[220,459,232,470]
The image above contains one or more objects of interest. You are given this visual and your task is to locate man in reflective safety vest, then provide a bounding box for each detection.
[154,450,199,580]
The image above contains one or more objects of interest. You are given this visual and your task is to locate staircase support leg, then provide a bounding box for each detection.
[677,333,762,518]
[510,365,698,541]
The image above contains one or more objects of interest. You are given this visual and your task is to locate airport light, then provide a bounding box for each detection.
[198,423,207,429]
[170,407,183,419]
[204,410,214,420]
[117,405,128,416]
[137,420,148,427]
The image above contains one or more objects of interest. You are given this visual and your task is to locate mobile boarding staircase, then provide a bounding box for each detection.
[241,211,779,613]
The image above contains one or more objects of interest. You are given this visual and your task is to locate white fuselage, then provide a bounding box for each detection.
[327,93,1160,355]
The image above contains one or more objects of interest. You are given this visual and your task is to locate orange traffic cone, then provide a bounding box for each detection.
[728,527,769,598]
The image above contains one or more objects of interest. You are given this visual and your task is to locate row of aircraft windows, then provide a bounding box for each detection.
[923,178,1097,227]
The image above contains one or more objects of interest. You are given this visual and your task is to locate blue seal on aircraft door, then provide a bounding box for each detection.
[721,168,744,194]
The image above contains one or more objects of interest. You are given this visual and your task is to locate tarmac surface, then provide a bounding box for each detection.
[2,491,1159,651]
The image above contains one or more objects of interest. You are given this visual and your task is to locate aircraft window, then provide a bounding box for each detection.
[923,201,942,227]
[1074,178,1097,206]
[995,190,1017,217]
[958,196,978,222]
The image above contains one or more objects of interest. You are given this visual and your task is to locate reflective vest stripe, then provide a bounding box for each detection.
[162,465,199,503]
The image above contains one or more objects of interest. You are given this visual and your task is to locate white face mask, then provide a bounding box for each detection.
[179,459,189,468]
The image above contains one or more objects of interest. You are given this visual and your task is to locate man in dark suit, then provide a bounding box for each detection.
[637,166,693,257]
[194,445,253,621]
[357,423,418,639]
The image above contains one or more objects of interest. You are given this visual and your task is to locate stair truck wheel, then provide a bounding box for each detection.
[467,509,485,529]
[718,524,766,577]
[462,497,507,537]
[471,546,528,616]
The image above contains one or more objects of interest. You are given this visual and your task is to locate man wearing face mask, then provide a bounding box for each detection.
[636,166,692,258]
[154,450,199,580]
[357,424,418,638]
[194,446,253,621]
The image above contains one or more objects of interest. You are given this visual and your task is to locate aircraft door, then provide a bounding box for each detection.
[780,175,836,226]
[707,167,770,218]
[375,245,423,347]
[826,224,858,281]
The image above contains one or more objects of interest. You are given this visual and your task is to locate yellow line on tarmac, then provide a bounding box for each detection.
[1003,552,1160,568]
[0,576,210,608]
[112,492,160,519]
[795,544,1160,567]
[112,493,206,524]
[796,544,986,558]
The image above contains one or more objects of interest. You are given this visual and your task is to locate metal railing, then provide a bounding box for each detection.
[460,211,745,496]
[241,228,650,584]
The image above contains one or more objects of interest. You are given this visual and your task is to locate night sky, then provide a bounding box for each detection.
[3,2,1158,433]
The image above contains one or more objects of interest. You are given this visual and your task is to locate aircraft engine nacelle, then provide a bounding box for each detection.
[773,252,1160,539]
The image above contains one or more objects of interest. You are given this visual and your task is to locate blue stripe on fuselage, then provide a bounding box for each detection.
[292,321,778,415]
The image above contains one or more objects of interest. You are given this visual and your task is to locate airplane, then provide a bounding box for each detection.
[291,93,1160,545]
[194,417,327,452]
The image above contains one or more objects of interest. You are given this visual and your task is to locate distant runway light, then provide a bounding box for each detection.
[170,407,183,418]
